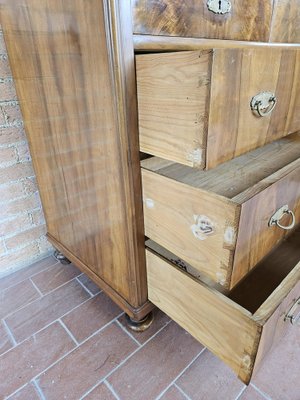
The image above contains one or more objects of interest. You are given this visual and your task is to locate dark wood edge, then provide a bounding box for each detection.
[133,34,300,52]
[47,233,154,320]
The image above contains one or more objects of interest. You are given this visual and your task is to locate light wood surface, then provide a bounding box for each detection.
[142,168,239,287]
[141,134,300,288]
[142,134,300,199]
[132,0,273,42]
[271,0,300,43]
[146,227,300,383]
[232,164,300,287]
[136,50,211,168]
[136,49,300,169]
[0,0,151,318]
[146,249,260,384]
[133,35,300,52]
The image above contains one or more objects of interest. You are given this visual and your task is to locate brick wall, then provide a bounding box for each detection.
[0,28,52,277]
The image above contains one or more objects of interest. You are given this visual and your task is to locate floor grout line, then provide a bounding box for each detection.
[155,347,207,400]
[2,318,17,346]
[29,277,44,297]
[251,384,273,400]
[75,276,97,297]
[174,383,193,400]
[1,275,91,323]
[32,379,46,400]
[0,258,59,292]
[234,385,247,400]
[79,320,173,400]
[0,295,93,358]
[104,380,121,400]
[115,319,142,347]
[58,318,79,346]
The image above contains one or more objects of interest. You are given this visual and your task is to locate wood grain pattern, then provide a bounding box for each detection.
[231,164,300,287]
[147,227,300,383]
[133,35,300,52]
[136,48,300,169]
[0,0,151,318]
[142,134,300,200]
[132,0,273,42]
[142,168,239,287]
[136,50,212,168]
[146,249,260,384]
[271,0,300,43]
[141,134,300,289]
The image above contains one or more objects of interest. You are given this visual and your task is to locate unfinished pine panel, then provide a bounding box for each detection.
[136,48,300,169]
[141,134,300,289]
[146,227,300,383]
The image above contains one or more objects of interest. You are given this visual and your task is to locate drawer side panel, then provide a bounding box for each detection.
[146,249,260,384]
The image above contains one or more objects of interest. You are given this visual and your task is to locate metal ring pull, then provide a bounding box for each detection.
[285,298,300,326]
[250,92,277,117]
[268,205,296,231]
[207,0,231,14]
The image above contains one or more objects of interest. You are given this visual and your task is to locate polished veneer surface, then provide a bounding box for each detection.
[0,0,151,318]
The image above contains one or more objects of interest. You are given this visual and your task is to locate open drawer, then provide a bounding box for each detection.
[142,133,300,289]
[146,228,300,384]
[136,48,300,169]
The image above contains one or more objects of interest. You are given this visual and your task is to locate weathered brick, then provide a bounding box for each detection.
[23,177,38,195]
[0,126,26,145]
[0,194,40,219]
[0,214,32,237]
[0,146,17,166]
[5,225,46,250]
[0,32,8,54]
[31,209,45,226]
[0,78,17,102]
[0,162,34,185]
[0,239,6,255]
[38,236,53,253]
[0,242,40,275]
[0,102,22,125]
[16,142,31,162]
[0,54,12,77]
[0,181,26,202]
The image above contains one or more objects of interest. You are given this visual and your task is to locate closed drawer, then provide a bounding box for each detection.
[141,134,300,289]
[146,228,300,383]
[271,0,300,43]
[136,48,300,169]
[132,0,273,42]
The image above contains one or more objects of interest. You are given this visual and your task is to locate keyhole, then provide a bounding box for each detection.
[219,0,222,10]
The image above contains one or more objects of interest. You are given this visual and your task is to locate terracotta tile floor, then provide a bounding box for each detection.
[0,256,299,400]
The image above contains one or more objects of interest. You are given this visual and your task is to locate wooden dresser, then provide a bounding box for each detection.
[0,0,299,384]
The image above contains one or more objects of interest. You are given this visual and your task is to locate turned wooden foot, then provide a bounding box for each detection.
[125,312,154,332]
[54,250,71,265]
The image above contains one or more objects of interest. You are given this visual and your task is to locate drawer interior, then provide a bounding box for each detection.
[141,132,300,202]
[147,225,300,316]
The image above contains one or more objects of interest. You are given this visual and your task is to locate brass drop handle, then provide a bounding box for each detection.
[250,92,277,117]
[285,298,300,326]
[268,205,296,231]
[207,0,231,14]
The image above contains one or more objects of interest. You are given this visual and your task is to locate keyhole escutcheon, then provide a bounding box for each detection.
[207,0,232,15]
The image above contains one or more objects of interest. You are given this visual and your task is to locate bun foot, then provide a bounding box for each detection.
[54,250,71,265]
[125,311,154,332]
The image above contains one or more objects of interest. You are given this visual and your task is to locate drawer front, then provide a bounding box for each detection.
[232,165,300,287]
[137,48,300,169]
[271,0,300,43]
[207,48,300,168]
[142,157,300,288]
[146,242,300,383]
[132,0,273,42]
